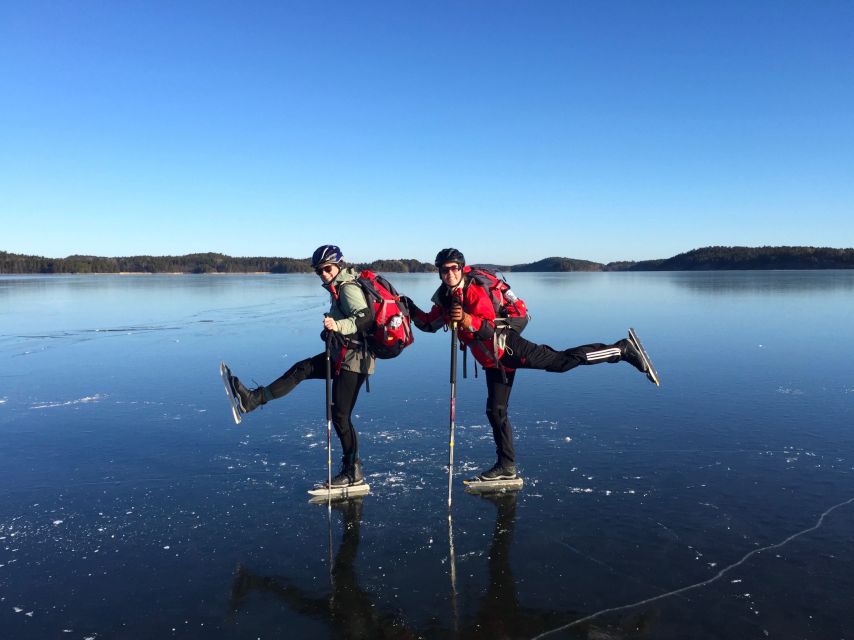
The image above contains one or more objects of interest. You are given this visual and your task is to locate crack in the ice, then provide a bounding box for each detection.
[531,496,854,639]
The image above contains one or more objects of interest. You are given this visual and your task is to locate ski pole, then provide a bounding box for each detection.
[447,293,462,509]
[325,329,333,504]
[448,322,457,508]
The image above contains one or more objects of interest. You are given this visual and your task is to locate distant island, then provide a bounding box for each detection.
[2,246,853,274]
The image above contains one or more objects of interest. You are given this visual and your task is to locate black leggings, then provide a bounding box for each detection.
[484,332,626,466]
[485,368,517,465]
[266,352,366,459]
[500,331,624,372]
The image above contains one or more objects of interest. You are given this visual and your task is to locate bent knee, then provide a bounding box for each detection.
[485,402,508,422]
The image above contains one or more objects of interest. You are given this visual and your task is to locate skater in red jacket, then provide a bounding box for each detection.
[407,248,659,482]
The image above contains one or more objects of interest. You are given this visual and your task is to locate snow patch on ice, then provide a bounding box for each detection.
[383,473,406,485]
[30,394,106,409]
[776,387,804,395]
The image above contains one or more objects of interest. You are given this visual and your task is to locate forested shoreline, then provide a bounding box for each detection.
[2,246,853,274]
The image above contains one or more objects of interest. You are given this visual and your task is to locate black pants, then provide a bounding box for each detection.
[266,352,366,460]
[484,332,627,466]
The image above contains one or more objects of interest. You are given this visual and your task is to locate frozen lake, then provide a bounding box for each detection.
[2,270,853,639]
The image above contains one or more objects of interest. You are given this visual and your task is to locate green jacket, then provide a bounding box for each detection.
[325,267,376,375]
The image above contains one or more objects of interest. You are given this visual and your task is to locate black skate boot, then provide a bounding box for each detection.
[620,328,660,386]
[479,460,518,481]
[330,457,365,488]
[227,371,266,414]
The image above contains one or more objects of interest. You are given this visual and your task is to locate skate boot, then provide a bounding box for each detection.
[620,328,660,386]
[227,372,267,413]
[330,457,365,488]
[479,460,518,481]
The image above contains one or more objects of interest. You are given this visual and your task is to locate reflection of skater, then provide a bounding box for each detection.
[461,491,656,639]
[229,498,417,639]
[223,245,373,487]
[408,248,659,483]
[228,494,654,639]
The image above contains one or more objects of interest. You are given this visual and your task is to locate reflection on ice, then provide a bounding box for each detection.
[227,490,659,639]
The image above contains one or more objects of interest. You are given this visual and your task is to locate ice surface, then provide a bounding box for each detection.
[2,272,854,639]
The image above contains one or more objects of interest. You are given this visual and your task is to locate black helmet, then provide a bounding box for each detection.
[311,245,344,269]
[434,248,465,268]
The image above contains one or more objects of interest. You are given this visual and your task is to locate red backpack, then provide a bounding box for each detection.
[466,267,529,332]
[352,270,414,359]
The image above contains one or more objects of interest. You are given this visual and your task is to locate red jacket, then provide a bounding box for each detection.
[411,267,508,370]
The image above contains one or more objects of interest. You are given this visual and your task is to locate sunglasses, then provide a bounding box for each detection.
[439,264,461,275]
[315,264,336,276]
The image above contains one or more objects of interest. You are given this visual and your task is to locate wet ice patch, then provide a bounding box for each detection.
[30,394,106,409]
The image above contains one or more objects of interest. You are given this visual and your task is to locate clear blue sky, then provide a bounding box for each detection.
[1,1,852,264]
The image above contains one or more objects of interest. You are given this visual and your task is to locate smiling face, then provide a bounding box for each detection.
[439,262,463,288]
[315,263,340,284]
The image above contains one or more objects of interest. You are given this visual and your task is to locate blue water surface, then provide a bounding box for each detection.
[1,271,853,639]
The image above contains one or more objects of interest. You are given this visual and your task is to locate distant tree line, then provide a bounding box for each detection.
[512,246,854,272]
[2,246,852,274]
[352,258,437,273]
[0,251,438,274]
[512,257,604,272]
[621,246,854,271]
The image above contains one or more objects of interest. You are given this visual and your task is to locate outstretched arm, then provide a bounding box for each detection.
[402,296,446,333]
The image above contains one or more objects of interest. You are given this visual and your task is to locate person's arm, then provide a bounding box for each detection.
[332,283,372,336]
[402,296,446,333]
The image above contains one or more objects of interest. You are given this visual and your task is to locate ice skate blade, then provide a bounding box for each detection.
[220,361,243,424]
[307,482,371,501]
[628,328,660,387]
[463,477,524,492]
